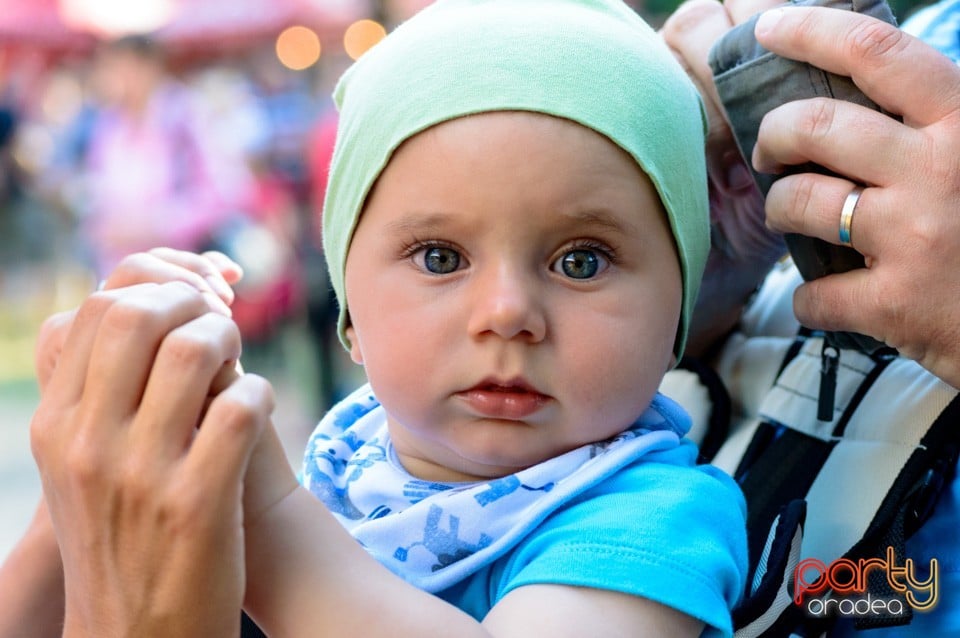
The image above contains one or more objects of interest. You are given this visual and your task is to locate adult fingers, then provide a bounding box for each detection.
[132,312,243,460]
[184,373,274,502]
[791,269,886,340]
[82,282,213,427]
[662,0,730,121]
[752,97,917,188]
[753,6,960,127]
[765,173,885,257]
[39,287,148,407]
[662,0,750,193]
[724,0,784,24]
[35,309,77,395]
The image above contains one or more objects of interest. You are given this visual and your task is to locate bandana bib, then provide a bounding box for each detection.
[301,384,689,592]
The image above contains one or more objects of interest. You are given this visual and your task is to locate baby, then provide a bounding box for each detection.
[247,0,747,635]
[7,1,748,637]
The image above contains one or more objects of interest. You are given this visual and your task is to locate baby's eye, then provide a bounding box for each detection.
[418,246,462,274]
[553,248,608,279]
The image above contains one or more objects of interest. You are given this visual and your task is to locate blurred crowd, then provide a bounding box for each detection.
[0,17,363,414]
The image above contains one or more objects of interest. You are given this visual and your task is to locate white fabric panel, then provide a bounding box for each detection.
[758,338,875,441]
[801,358,956,563]
[659,368,711,445]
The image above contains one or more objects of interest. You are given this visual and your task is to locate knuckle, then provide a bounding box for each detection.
[910,214,942,254]
[100,291,163,334]
[215,397,261,432]
[118,456,156,506]
[76,289,120,324]
[787,174,819,230]
[29,409,58,461]
[847,21,909,70]
[159,326,224,371]
[801,280,834,323]
[37,310,72,343]
[789,7,820,49]
[800,97,838,142]
[212,377,275,429]
[247,374,277,413]
[63,438,107,488]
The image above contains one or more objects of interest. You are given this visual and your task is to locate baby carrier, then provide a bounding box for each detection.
[663,264,960,637]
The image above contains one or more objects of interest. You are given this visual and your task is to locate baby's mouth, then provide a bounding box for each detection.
[457,378,550,420]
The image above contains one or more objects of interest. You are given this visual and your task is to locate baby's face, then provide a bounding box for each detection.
[344,112,681,482]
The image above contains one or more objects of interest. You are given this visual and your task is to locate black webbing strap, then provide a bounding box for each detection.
[677,355,732,463]
[732,499,807,633]
[738,427,835,576]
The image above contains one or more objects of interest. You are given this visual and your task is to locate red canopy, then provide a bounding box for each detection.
[0,0,93,50]
[156,0,368,53]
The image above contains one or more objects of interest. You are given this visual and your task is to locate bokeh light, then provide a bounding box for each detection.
[343,19,386,61]
[275,25,322,71]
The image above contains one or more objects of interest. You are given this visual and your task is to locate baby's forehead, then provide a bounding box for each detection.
[387,111,648,177]
[362,113,668,243]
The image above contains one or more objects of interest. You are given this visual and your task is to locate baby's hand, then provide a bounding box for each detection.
[102,247,244,316]
[36,249,244,393]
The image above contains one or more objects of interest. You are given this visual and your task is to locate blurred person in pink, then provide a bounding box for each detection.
[74,34,247,276]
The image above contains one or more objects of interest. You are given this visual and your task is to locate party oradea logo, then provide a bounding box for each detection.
[794,547,939,619]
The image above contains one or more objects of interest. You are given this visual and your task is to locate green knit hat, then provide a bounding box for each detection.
[322,0,709,358]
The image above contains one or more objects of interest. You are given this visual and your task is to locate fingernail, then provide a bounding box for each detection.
[755,8,785,37]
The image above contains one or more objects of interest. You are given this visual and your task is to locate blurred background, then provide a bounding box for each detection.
[0,0,930,560]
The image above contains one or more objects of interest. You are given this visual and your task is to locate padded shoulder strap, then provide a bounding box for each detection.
[731,333,959,636]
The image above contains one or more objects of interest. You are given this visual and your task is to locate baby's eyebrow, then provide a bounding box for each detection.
[383,209,639,237]
[384,212,457,236]
[559,209,639,237]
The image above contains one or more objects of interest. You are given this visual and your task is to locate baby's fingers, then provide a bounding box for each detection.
[103,249,242,315]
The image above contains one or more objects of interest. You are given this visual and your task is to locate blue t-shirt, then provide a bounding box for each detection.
[436,439,748,638]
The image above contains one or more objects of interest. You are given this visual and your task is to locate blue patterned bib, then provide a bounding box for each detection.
[300,383,689,592]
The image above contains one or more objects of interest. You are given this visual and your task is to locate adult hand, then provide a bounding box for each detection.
[661,0,788,356]
[33,246,298,529]
[752,6,960,388]
[1,247,232,637]
[30,281,274,637]
[35,248,242,393]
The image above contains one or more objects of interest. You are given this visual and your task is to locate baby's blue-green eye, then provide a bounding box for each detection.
[557,249,603,279]
[423,246,461,274]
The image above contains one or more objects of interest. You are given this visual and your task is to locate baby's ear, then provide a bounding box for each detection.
[345,326,363,365]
